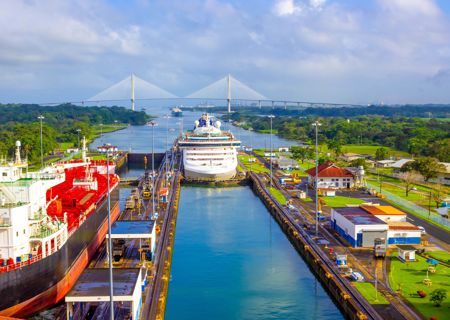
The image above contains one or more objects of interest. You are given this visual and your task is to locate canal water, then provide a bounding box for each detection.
[165,187,343,320]
[90,108,296,152]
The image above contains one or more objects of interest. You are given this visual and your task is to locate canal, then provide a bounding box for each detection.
[165,187,343,320]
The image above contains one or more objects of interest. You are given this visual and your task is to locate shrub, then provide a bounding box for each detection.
[417,290,427,298]
[430,289,447,307]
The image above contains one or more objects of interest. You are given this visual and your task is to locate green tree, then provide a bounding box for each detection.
[430,289,447,307]
[431,184,445,208]
[349,158,368,169]
[327,139,342,156]
[398,171,422,197]
[375,147,389,160]
[290,146,313,163]
[406,158,446,182]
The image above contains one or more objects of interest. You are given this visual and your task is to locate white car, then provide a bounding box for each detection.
[417,226,426,234]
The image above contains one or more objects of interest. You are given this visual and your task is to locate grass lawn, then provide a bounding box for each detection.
[257,129,279,134]
[269,187,287,205]
[353,282,389,304]
[367,173,450,197]
[301,196,313,203]
[253,149,276,157]
[367,179,441,211]
[425,251,450,264]
[93,124,127,135]
[59,142,74,150]
[322,195,365,207]
[388,254,450,320]
[340,145,410,157]
[237,154,269,174]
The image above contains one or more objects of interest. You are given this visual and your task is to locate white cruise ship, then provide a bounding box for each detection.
[178,113,240,180]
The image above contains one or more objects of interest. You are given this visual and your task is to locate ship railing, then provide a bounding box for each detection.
[25,172,62,180]
[0,246,59,273]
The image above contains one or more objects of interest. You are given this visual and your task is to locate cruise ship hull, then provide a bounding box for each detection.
[0,187,120,318]
[184,167,236,181]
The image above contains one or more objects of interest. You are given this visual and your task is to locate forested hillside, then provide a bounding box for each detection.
[230,113,450,162]
[0,104,149,162]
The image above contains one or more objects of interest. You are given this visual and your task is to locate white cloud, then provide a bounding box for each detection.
[273,0,301,16]
[0,0,143,65]
[1,0,450,104]
[309,0,326,10]
[378,0,440,17]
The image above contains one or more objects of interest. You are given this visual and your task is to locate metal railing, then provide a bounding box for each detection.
[366,182,450,229]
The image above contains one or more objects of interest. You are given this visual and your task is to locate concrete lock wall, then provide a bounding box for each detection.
[249,174,376,320]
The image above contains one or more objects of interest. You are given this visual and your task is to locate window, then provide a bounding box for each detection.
[23,229,26,234]
[2,172,6,177]
[16,232,19,237]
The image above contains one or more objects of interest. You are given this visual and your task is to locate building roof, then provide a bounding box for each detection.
[439,162,450,174]
[377,206,406,215]
[388,222,420,231]
[391,159,413,168]
[377,160,396,164]
[305,161,354,178]
[107,220,155,239]
[361,205,406,216]
[396,245,417,251]
[66,268,140,302]
[333,207,387,225]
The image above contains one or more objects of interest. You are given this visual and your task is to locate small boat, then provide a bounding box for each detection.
[171,107,183,117]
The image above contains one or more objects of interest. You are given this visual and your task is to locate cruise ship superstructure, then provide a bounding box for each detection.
[178,113,240,180]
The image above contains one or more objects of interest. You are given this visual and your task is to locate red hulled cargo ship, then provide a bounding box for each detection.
[0,142,120,318]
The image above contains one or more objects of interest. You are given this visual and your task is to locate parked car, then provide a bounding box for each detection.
[350,271,364,282]
[417,226,426,234]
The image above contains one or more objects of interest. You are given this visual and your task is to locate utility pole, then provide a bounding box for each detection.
[105,146,114,320]
[37,115,45,169]
[76,129,81,150]
[312,121,322,237]
[149,121,157,218]
[268,115,275,188]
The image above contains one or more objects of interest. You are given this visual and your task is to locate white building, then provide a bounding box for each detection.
[306,161,355,189]
[331,207,388,247]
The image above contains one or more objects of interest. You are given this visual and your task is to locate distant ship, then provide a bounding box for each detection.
[0,139,119,318]
[196,102,215,109]
[177,113,240,180]
[171,106,183,117]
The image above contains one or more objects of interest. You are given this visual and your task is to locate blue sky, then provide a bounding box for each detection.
[1,0,450,104]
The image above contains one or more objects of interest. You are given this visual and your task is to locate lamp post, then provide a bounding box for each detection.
[104,145,115,320]
[100,123,103,143]
[165,114,170,186]
[149,121,157,218]
[312,121,321,237]
[268,115,275,188]
[37,115,45,169]
[76,129,81,150]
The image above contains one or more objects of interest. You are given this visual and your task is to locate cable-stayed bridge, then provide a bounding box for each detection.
[41,73,367,110]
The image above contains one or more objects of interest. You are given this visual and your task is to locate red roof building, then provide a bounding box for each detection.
[306,161,355,189]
